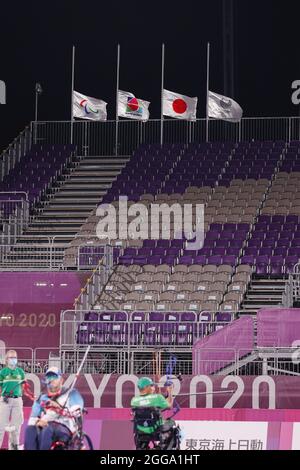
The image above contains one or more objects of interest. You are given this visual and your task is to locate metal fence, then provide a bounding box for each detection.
[0,126,32,181]
[2,345,300,376]
[74,245,116,310]
[193,347,300,376]
[0,236,66,270]
[31,117,300,157]
[60,309,231,350]
[0,193,30,245]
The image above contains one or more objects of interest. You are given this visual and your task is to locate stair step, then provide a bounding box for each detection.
[61,182,112,187]
[53,191,104,197]
[69,171,120,177]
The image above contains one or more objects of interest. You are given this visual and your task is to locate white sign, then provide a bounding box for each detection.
[291,423,300,449]
[0,80,6,104]
[178,421,268,450]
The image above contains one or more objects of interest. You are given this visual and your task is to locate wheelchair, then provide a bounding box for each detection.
[50,414,93,450]
[132,407,181,450]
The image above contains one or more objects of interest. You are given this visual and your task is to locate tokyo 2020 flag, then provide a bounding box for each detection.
[163,89,197,121]
[208,91,243,123]
[118,90,150,121]
[73,90,107,121]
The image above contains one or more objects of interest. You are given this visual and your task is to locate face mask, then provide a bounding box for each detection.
[8,358,17,367]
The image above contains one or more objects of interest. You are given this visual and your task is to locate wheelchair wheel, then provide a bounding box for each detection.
[80,433,93,450]
[50,440,68,450]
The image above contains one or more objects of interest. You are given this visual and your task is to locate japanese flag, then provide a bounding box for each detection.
[163,89,197,121]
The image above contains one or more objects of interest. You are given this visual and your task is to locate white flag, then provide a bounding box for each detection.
[208,91,243,122]
[118,90,150,121]
[73,90,107,121]
[163,89,197,121]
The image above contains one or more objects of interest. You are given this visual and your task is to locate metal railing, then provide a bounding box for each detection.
[290,263,300,304]
[193,346,300,376]
[31,117,300,157]
[73,245,116,311]
[0,236,66,270]
[2,345,300,376]
[0,126,32,181]
[0,193,30,245]
[60,309,232,350]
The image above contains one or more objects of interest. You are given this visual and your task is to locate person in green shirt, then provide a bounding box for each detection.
[131,376,177,449]
[0,350,26,450]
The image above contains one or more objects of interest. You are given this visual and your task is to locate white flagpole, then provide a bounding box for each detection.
[70,45,75,145]
[160,43,165,146]
[206,42,210,143]
[115,44,120,156]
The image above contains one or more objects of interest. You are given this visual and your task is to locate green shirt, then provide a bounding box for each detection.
[0,367,25,398]
[131,393,170,434]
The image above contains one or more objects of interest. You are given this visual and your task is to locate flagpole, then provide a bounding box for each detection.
[115,44,120,156]
[160,43,165,146]
[70,45,75,145]
[206,42,210,143]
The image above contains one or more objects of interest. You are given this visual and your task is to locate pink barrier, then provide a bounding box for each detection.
[5,407,300,450]
[192,316,254,374]
[257,308,300,347]
[0,271,89,348]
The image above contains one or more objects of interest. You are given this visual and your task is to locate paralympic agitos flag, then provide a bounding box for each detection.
[73,90,107,121]
[118,90,150,121]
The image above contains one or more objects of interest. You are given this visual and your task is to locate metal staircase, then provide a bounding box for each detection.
[240,276,287,312]
[1,155,129,269]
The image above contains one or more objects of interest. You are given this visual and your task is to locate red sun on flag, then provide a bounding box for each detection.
[127,97,139,112]
[172,98,187,114]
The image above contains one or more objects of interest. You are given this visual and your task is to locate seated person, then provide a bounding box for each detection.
[131,377,174,442]
[25,367,84,450]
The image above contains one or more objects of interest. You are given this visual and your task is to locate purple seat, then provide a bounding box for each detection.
[156,239,170,248]
[147,256,162,265]
[213,247,227,256]
[84,312,99,321]
[144,239,156,248]
[244,247,258,256]
[177,255,193,265]
[207,255,223,266]
[215,312,233,322]
[259,247,273,256]
[193,255,207,265]
[133,256,148,265]
[181,312,196,322]
[274,247,288,256]
[171,239,184,248]
[198,311,213,322]
[138,247,152,256]
[240,255,255,265]
[215,239,230,248]
[152,248,166,256]
[272,215,285,224]
[269,256,284,275]
[162,256,177,265]
[144,324,159,345]
[124,248,137,256]
[149,312,164,321]
[286,215,299,224]
[285,256,299,273]
[248,239,262,248]
[222,255,236,266]
[288,248,300,256]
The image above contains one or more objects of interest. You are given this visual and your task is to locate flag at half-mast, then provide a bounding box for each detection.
[118,90,150,120]
[208,91,243,122]
[73,90,107,121]
[163,89,197,121]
